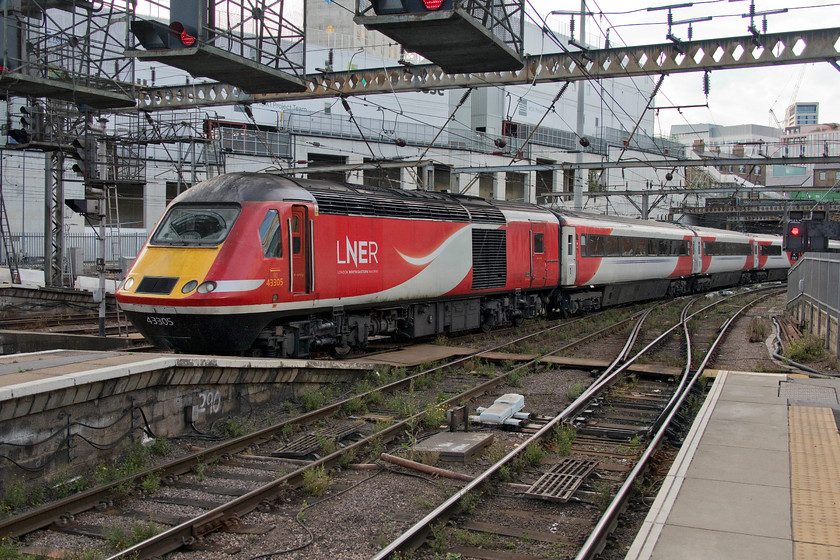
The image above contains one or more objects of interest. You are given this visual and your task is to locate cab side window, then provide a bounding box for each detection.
[533,233,545,254]
[259,210,283,258]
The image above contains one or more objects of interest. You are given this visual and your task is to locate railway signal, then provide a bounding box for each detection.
[357,0,523,72]
[371,0,453,15]
[70,138,89,177]
[783,212,839,253]
[783,221,807,252]
[130,0,204,50]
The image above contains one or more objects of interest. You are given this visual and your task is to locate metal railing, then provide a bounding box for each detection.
[787,252,840,357]
[0,232,147,268]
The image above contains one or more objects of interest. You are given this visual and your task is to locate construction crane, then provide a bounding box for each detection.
[769,65,807,129]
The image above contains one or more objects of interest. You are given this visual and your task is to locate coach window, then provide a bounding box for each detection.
[533,233,545,253]
[670,240,681,255]
[591,235,606,256]
[606,236,620,257]
[634,237,647,256]
[760,244,781,256]
[588,236,599,256]
[259,210,282,258]
[621,237,633,256]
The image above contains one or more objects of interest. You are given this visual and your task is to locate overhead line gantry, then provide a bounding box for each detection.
[132,26,840,110]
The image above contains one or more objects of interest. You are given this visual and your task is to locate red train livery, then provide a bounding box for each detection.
[115,173,792,357]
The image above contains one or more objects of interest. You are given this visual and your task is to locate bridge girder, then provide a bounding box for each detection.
[133,26,840,111]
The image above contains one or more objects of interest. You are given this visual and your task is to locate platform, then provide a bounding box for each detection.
[0,73,135,109]
[126,45,307,94]
[626,371,840,560]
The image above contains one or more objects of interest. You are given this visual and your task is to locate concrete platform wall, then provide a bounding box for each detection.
[0,357,369,493]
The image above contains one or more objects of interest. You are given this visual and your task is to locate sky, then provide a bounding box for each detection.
[527,0,840,136]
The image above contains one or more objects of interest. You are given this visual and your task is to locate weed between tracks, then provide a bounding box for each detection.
[302,465,331,497]
[104,520,163,551]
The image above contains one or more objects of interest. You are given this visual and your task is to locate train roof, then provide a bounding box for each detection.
[297,179,510,224]
[750,233,783,243]
[553,210,694,236]
[173,173,317,204]
[175,173,519,224]
[686,225,754,242]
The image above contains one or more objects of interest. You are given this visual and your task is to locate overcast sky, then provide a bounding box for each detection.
[527,1,840,136]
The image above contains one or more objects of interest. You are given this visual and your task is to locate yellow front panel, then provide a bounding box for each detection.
[124,246,222,299]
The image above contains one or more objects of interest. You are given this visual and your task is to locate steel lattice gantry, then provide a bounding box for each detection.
[134,26,840,110]
[125,0,307,94]
[353,0,525,73]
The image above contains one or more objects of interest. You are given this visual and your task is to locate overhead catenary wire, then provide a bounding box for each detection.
[415,87,473,189]
[459,83,570,195]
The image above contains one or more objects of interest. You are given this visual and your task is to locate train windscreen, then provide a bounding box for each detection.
[151,204,241,246]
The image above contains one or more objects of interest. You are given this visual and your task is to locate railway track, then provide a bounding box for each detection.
[0,304,645,556]
[375,287,783,560]
[0,310,137,337]
[0,287,782,559]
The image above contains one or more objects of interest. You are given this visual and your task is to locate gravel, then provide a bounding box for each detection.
[18,293,793,560]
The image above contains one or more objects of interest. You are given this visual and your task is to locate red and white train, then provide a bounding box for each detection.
[115,173,793,357]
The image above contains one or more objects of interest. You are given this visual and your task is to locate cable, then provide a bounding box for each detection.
[416,88,473,189]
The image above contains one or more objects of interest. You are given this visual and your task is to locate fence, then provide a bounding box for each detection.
[0,232,148,268]
[787,252,840,357]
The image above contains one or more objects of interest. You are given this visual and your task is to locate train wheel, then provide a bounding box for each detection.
[480,320,494,333]
[512,313,525,327]
[568,301,580,315]
[330,345,352,359]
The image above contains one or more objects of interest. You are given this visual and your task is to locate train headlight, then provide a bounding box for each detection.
[122,277,135,291]
[197,281,217,294]
[181,280,198,294]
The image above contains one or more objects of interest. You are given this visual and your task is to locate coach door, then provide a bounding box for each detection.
[561,227,576,286]
[289,205,311,294]
[530,222,547,287]
[691,237,702,274]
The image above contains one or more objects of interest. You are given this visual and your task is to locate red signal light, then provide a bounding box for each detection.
[422,0,444,8]
[180,30,196,46]
[790,226,800,236]
[170,22,197,46]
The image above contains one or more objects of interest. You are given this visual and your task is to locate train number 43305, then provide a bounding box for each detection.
[147,316,174,326]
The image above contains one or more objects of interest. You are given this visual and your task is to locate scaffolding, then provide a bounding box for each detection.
[126,0,307,93]
[354,0,524,72]
[0,1,136,109]
[0,2,294,286]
